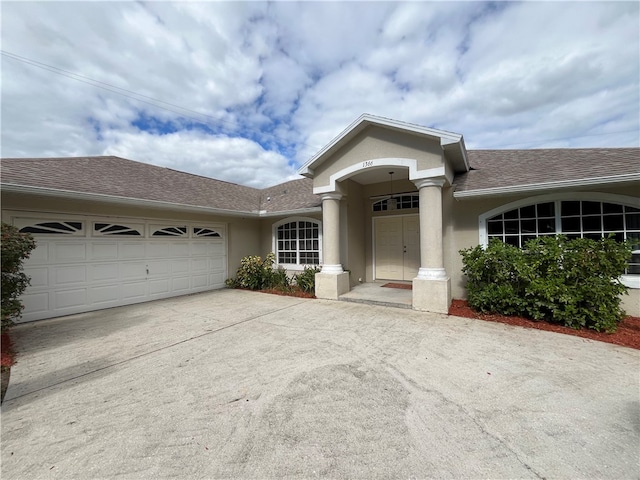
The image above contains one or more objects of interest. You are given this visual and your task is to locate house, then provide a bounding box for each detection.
[2,114,639,321]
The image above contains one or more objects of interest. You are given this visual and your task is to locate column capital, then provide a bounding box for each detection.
[319,192,343,201]
[413,177,446,190]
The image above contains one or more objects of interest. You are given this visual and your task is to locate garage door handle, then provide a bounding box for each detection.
[403,246,407,253]
[146,266,149,275]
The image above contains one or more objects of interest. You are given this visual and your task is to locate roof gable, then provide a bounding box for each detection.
[298,114,469,177]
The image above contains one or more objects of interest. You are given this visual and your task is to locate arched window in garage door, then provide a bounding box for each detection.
[18,221,84,235]
[93,223,143,236]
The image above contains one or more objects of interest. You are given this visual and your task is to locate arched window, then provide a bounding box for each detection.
[480,194,640,281]
[273,218,322,266]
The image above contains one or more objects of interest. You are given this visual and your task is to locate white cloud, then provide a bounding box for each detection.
[1,1,638,187]
[102,129,298,189]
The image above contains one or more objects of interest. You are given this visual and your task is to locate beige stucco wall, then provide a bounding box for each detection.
[343,179,366,286]
[313,126,444,189]
[1,192,261,283]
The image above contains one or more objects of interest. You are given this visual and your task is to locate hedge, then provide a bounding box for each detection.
[460,236,631,332]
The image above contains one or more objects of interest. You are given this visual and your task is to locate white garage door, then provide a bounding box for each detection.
[13,216,227,322]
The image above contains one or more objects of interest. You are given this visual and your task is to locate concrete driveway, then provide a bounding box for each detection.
[1,289,638,479]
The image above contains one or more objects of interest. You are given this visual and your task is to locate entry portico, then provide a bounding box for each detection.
[298,114,469,313]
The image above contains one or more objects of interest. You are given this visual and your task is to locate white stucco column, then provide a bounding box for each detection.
[412,177,451,314]
[414,178,447,279]
[315,192,350,299]
[320,193,343,274]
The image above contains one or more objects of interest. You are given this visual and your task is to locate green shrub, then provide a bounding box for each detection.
[1,223,36,331]
[226,253,276,290]
[266,266,291,291]
[460,236,630,332]
[294,266,321,293]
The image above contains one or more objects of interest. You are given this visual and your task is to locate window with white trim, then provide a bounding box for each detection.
[485,200,640,275]
[372,194,419,212]
[274,219,321,265]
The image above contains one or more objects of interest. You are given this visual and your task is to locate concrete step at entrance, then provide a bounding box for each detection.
[339,282,412,309]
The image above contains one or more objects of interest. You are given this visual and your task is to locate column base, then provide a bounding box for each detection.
[315,272,350,300]
[321,264,344,274]
[412,277,451,314]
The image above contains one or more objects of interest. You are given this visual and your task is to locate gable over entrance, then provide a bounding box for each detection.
[299,114,469,193]
[298,114,471,314]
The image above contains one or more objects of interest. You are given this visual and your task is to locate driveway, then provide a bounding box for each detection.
[1,289,638,479]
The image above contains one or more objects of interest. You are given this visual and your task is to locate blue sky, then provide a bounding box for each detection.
[1,1,638,187]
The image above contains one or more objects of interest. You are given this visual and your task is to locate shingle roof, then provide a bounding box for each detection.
[455,148,640,195]
[1,156,264,212]
[0,156,319,214]
[2,149,638,212]
[260,177,320,213]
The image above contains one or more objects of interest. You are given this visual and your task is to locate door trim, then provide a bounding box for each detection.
[372,213,419,281]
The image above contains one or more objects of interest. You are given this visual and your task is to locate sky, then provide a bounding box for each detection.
[1,1,638,188]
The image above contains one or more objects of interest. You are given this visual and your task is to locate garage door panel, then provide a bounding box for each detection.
[91,243,119,260]
[148,243,170,257]
[191,274,208,288]
[191,243,210,256]
[147,261,169,276]
[171,277,191,292]
[210,272,225,286]
[122,282,147,300]
[89,285,120,304]
[55,288,87,309]
[28,243,50,263]
[191,259,208,272]
[149,279,170,295]
[24,266,49,288]
[55,265,86,284]
[120,243,145,258]
[17,219,227,322]
[211,257,225,271]
[210,242,224,255]
[171,260,189,274]
[169,243,189,256]
[54,243,87,262]
[21,292,50,317]
[90,264,119,282]
[121,263,146,280]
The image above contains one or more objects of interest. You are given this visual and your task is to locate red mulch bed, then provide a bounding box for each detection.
[1,331,16,368]
[258,288,315,299]
[449,299,640,350]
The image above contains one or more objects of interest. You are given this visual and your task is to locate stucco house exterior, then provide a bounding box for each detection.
[2,114,639,321]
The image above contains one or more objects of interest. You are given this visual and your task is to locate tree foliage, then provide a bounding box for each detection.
[1,223,36,331]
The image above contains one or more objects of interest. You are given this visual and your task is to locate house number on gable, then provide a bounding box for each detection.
[362,160,374,168]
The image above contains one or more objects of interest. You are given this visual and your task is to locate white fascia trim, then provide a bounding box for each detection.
[2,184,260,217]
[312,158,447,195]
[455,173,640,199]
[298,113,463,176]
[258,207,322,217]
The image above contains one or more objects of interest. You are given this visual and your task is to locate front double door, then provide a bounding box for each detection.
[374,215,420,281]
